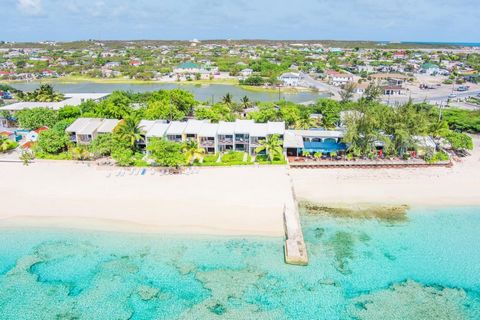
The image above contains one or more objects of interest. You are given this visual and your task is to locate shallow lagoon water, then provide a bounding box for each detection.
[10,82,324,103]
[0,207,479,319]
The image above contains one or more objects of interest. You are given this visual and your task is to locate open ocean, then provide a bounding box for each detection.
[0,207,479,319]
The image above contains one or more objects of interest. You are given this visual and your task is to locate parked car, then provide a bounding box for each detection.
[0,91,13,99]
[456,86,470,92]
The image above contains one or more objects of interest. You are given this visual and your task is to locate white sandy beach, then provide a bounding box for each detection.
[0,164,291,236]
[291,136,480,208]
[1,136,479,236]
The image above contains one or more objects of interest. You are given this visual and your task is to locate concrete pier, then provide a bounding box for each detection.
[283,175,308,266]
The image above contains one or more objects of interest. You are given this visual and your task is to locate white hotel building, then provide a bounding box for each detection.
[67,118,347,156]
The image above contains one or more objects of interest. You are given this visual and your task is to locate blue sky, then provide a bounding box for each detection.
[1,0,479,42]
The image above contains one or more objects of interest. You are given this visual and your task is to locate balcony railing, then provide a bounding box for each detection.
[200,140,215,147]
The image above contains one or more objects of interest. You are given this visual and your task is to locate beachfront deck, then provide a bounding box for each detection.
[288,157,452,169]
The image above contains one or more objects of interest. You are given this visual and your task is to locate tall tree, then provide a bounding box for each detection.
[147,138,185,167]
[340,82,357,103]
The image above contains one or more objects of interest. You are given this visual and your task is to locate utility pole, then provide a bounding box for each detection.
[169,94,172,121]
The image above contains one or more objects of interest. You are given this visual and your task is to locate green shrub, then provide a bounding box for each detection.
[425,151,450,164]
[221,151,245,163]
[202,154,219,163]
[0,138,18,152]
[37,130,69,154]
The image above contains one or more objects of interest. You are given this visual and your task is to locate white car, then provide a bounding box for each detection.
[448,93,457,99]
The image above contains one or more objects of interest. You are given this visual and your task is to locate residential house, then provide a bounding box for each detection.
[173,62,203,74]
[278,72,301,86]
[26,126,49,142]
[66,118,120,145]
[420,63,440,75]
[0,93,111,114]
[165,121,187,142]
[198,123,219,154]
[239,68,253,78]
[217,121,236,152]
[326,70,354,86]
[369,73,409,86]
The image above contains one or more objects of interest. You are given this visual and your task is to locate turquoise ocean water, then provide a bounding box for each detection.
[0,207,479,319]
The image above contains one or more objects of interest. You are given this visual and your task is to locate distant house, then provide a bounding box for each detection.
[26,126,49,142]
[0,93,111,114]
[325,70,353,86]
[278,72,301,86]
[393,51,408,60]
[382,85,404,96]
[369,73,409,86]
[104,61,120,68]
[41,69,56,77]
[0,130,15,141]
[129,59,143,67]
[420,63,440,75]
[239,68,253,78]
[173,62,203,74]
[355,82,369,94]
[329,48,343,54]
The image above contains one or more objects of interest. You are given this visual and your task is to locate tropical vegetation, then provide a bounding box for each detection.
[4,86,476,167]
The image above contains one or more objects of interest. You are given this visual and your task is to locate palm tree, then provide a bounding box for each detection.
[240,96,251,109]
[114,118,141,148]
[20,150,35,166]
[70,145,92,160]
[295,111,318,130]
[182,140,205,164]
[222,93,233,105]
[255,134,283,162]
[20,84,64,102]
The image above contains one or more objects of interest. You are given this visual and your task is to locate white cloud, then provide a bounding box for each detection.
[17,0,43,16]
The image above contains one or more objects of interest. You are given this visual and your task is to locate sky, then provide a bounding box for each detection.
[1,0,479,42]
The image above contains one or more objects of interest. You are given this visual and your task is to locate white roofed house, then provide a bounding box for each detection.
[325,70,354,87]
[217,121,235,152]
[249,121,286,156]
[138,119,167,149]
[249,123,268,155]
[144,121,170,152]
[234,119,254,152]
[165,121,187,142]
[198,123,219,154]
[0,93,111,114]
[66,118,120,145]
[184,119,209,142]
[278,72,301,86]
[97,119,121,134]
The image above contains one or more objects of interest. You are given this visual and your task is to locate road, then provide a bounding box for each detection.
[299,72,341,98]
[382,90,480,106]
